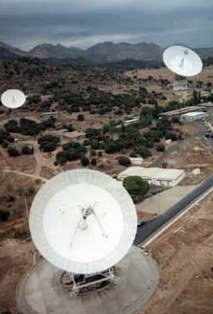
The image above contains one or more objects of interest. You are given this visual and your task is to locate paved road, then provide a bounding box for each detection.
[134,175,213,245]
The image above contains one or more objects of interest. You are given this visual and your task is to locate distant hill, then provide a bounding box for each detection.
[0,40,213,64]
[0,41,29,58]
[195,47,213,59]
[29,44,85,59]
[86,42,164,62]
[0,46,21,61]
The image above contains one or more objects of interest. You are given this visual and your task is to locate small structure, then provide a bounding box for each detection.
[50,129,67,138]
[172,80,188,91]
[64,131,86,141]
[180,111,207,122]
[160,106,204,119]
[41,94,53,102]
[118,166,185,187]
[40,111,58,119]
[124,117,139,126]
[129,157,143,166]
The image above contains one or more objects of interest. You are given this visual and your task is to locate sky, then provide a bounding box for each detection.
[0,0,212,50]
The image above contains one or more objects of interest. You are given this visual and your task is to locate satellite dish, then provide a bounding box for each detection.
[1,89,26,109]
[163,45,203,77]
[29,169,137,274]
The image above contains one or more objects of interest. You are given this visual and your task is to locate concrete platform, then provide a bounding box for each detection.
[17,247,159,314]
[136,185,197,215]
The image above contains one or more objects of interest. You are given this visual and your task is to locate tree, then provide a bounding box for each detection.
[7,146,20,156]
[118,156,131,167]
[123,176,150,198]
[156,143,165,152]
[77,114,84,121]
[0,210,10,222]
[91,158,97,166]
[38,135,59,152]
[21,145,34,155]
[67,124,75,132]
[135,146,151,159]
[103,124,110,134]
[81,156,89,166]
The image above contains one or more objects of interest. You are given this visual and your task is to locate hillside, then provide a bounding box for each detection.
[0,40,213,64]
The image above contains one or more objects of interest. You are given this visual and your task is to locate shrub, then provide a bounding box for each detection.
[67,124,75,132]
[0,210,10,222]
[7,146,20,156]
[77,114,84,121]
[81,156,89,166]
[38,135,59,152]
[118,156,131,167]
[98,151,103,157]
[91,158,97,166]
[156,143,165,152]
[123,176,150,197]
[21,145,34,155]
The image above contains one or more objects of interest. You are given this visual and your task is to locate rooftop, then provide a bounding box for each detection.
[160,106,203,116]
[182,111,206,117]
[64,131,86,138]
[118,166,184,180]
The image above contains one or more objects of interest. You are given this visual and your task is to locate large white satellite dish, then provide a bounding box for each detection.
[29,169,137,274]
[163,45,203,77]
[1,89,26,109]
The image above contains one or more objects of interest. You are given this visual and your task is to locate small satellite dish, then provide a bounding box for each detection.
[29,169,137,274]
[163,45,203,77]
[1,89,26,109]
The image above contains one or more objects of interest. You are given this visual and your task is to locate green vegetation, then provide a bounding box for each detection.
[0,210,10,222]
[118,156,131,167]
[38,135,60,152]
[4,117,55,136]
[123,176,150,198]
[7,146,20,156]
[81,156,89,166]
[56,142,87,165]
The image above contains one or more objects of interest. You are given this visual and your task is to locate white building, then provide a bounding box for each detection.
[118,166,185,187]
[129,157,143,166]
[64,131,86,141]
[173,80,188,91]
[124,117,139,126]
[180,111,207,122]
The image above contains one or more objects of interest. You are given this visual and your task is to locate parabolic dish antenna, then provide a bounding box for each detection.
[163,45,203,77]
[29,169,137,274]
[1,89,26,109]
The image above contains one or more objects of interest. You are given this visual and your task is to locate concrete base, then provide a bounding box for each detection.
[17,247,159,314]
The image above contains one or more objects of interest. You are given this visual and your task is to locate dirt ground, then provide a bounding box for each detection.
[138,192,213,314]
[0,239,35,313]
[125,65,213,85]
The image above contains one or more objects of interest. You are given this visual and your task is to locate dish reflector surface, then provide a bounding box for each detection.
[29,169,137,274]
[163,45,203,77]
[1,89,26,108]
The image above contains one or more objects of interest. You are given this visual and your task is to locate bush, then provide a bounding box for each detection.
[77,114,84,121]
[38,135,60,152]
[118,156,131,167]
[67,124,75,132]
[98,151,103,157]
[0,210,10,222]
[135,146,151,159]
[91,158,97,166]
[81,156,89,166]
[123,176,150,197]
[7,146,20,156]
[21,145,34,155]
[156,143,165,152]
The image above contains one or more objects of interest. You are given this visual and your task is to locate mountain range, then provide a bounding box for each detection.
[0,40,213,63]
